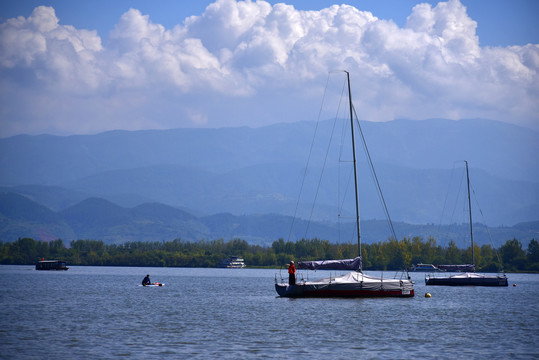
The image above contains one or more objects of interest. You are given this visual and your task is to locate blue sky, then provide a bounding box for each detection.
[2,0,537,46]
[0,0,538,136]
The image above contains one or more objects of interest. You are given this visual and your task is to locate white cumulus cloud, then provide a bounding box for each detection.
[0,0,537,136]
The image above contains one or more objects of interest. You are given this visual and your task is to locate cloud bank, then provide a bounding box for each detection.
[0,0,537,136]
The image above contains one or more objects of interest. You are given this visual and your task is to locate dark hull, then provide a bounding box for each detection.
[275,283,414,298]
[425,274,508,287]
[275,284,414,298]
[35,268,69,271]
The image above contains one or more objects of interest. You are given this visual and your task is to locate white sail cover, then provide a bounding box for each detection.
[298,256,362,271]
[304,272,411,290]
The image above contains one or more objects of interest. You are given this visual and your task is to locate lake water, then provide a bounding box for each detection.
[1,266,538,359]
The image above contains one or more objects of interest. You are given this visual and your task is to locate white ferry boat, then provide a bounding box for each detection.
[219,256,246,268]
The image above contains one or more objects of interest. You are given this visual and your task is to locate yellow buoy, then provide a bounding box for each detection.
[425,293,431,298]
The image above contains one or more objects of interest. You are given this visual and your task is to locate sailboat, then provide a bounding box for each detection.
[274,71,414,298]
[425,161,508,286]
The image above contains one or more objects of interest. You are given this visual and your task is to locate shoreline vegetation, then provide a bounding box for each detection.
[1,237,537,273]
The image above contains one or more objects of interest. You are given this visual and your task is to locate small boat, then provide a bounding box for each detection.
[36,260,69,271]
[410,263,444,272]
[219,256,246,268]
[426,161,508,287]
[275,71,414,298]
[139,282,164,287]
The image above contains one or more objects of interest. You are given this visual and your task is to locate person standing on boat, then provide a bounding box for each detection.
[142,274,151,286]
[288,261,296,285]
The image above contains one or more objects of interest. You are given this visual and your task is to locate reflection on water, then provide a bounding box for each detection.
[1,266,538,359]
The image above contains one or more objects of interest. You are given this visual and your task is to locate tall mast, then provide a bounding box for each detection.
[465,160,475,267]
[345,71,362,269]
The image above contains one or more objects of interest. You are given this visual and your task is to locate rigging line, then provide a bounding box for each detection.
[337,131,359,248]
[339,167,355,217]
[339,164,358,245]
[337,101,356,215]
[303,76,346,239]
[337,104,348,242]
[447,165,466,244]
[337,111,356,234]
[352,105,398,242]
[435,161,458,243]
[470,183,505,272]
[287,73,331,242]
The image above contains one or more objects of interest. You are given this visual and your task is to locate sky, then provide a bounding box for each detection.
[0,0,537,137]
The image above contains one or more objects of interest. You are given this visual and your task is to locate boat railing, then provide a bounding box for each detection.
[275,266,351,285]
[276,266,310,284]
[393,269,412,281]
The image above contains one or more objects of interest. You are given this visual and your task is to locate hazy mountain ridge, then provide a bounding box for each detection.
[0,192,537,248]
[1,118,537,182]
[364,118,538,181]
[0,192,76,242]
[9,161,534,226]
[0,119,537,229]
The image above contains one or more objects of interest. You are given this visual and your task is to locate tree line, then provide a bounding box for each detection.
[1,237,538,272]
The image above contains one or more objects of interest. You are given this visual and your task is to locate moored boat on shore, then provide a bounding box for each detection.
[36,260,69,271]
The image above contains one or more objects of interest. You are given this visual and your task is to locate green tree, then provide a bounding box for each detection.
[446,240,461,264]
[500,238,526,271]
[478,244,498,271]
[526,239,539,271]
[527,239,539,262]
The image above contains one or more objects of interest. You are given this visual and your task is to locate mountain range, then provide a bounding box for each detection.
[0,192,536,247]
[0,118,537,245]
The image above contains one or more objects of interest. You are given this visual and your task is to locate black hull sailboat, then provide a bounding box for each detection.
[425,272,508,286]
[275,71,414,298]
[425,161,507,287]
[275,270,414,297]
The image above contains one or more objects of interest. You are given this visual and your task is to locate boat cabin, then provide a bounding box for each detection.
[36,260,69,271]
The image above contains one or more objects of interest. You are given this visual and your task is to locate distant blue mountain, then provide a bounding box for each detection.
[0,192,75,241]
[0,192,536,247]
[0,119,537,227]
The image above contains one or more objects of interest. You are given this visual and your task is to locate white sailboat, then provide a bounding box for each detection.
[275,71,414,298]
[425,161,508,286]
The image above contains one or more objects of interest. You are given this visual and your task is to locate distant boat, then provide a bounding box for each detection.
[275,71,414,298]
[436,264,474,272]
[219,256,246,268]
[426,272,508,286]
[426,161,507,287]
[36,260,69,271]
[410,263,444,272]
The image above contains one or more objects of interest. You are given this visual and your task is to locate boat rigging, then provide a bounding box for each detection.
[275,71,414,297]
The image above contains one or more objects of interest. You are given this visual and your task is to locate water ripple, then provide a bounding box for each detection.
[1,266,537,359]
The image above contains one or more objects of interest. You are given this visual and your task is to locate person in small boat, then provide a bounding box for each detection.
[142,274,151,286]
[288,261,296,285]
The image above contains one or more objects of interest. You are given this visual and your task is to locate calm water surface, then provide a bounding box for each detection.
[1,266,537,359]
